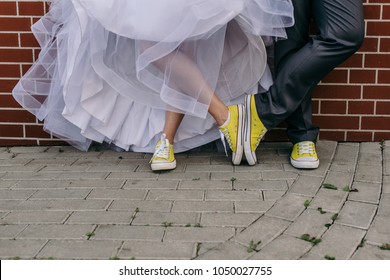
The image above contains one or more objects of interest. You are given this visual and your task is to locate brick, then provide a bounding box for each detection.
[363,86,390,99]
[362,116,390,130]
[25,125,51,138]
[312,85,361,99]
[0,124,23,137]
[374,132,390,142]
[381,38,390,52]
[339,53,363,67]
[363,4,381,19]
[348,100,375,115]
[384,5,390,19]
[0,109,35,122]
[19,32,40,47]
[0,2,17,15]
[18,2,45,16]
[313,116,359,130]
[319,130,345,142]
[0,80,19,92]
[0,64,20,78]
[0,139,37,146]
[365,54,390,68]
[0,48,33,62]
[320,100,347,114]
[359,38,378,52]
[322,69,348,83]
[376,101,390,115]
[366,21,390,36]
[378,70,390,84]
[124,180,179,190]
[0,33,19,47]
[350,69,376,84]
[346,131,373,142]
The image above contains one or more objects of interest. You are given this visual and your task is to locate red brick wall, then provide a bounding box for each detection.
[0,0,389,146]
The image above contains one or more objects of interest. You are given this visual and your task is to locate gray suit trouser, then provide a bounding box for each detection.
[255,0,365,144]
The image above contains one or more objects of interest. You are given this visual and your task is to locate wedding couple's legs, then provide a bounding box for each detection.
[150,49,243,171]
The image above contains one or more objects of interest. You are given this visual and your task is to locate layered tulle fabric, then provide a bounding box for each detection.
[13,0,294,152]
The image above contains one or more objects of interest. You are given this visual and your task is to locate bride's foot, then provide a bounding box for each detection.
[150,133,176,171]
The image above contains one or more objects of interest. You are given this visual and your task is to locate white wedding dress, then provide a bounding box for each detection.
[13,0,294,152]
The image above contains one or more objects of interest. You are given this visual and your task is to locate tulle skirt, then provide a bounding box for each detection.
[12,0,294,152]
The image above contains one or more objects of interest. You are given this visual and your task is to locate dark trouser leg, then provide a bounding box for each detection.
[255,0,365,139]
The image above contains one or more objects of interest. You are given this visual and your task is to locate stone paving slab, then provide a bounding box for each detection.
[335,201,377,230]
[16,224,94,240]
[0,239,47,259]
[0,141,388,260]
[352,244,390,260]
[195,241,251,260]
[36,240,121,259]
[365,215,390,246]
[2,211,70,225]
[301,224,366,260]
[249,234,312,260]
[119,241,196,260]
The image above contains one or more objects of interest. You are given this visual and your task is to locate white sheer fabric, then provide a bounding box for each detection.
[13,0,294,152]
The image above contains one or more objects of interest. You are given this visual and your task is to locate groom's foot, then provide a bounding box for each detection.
[290,141,319,169]
[243,94,267,165]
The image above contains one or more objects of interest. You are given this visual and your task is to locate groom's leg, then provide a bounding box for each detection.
[255,0,365,131]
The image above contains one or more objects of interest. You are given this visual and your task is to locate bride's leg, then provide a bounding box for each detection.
[163,111,184,144]
[152,50,228,126]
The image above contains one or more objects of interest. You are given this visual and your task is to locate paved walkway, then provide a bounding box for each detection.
[0,141,389,260]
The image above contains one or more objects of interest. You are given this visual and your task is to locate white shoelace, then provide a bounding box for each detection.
[219,129,230,157]
[150,134,169,163]
[297,141,315,155]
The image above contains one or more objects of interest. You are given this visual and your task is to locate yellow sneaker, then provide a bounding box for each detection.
[150,133,176,171]
[290,141,319,169]
[218,104,244,165]
[243,94,267,165]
